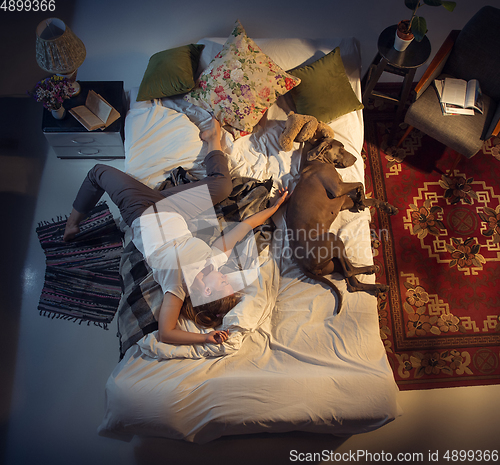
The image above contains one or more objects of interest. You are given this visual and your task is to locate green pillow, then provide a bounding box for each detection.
[136,44,205,101]
[288,47,363,122]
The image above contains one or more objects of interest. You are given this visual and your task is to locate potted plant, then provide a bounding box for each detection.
[28,75,74,119]
[394,0,457,51]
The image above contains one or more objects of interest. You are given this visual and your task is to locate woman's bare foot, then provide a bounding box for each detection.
[63,208,86,241]
[200,117,222,152]
[63,224,80,242]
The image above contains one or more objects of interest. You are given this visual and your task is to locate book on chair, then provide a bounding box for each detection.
[69,90,121,131]
[434,78,484,116]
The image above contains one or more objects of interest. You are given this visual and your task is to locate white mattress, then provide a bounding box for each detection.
[98,37,401,443]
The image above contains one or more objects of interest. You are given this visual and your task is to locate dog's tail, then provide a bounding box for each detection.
[296,263,343,314]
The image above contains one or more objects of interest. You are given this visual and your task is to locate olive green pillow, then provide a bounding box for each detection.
[288,47,363,122]
[136,44,205,101]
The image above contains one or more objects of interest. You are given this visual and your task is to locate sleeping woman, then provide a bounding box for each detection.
[64,118,287,346]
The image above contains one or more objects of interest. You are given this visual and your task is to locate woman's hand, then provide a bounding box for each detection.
[205,330,229,344]
[212,187,290,254]
[243,187,289,229]
[268,187,289,211]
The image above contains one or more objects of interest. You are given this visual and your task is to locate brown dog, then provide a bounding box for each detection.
[285,137,398,312]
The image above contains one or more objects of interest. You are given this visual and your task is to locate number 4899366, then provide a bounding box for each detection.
[1,0,56,11]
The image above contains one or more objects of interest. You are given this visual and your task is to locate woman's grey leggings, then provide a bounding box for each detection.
[72,150,232,227]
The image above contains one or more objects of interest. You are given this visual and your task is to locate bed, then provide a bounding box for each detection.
[97,24,401,444]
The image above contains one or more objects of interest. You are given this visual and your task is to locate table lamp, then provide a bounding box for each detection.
[35,18,86,96]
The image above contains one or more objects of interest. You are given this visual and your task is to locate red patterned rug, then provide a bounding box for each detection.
[363,86,500,390]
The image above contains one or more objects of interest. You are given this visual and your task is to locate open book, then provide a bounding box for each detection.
[434,78,483,116]
[70,90,121,131]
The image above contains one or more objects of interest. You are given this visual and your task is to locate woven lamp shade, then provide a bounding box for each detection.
[36,18,86,74]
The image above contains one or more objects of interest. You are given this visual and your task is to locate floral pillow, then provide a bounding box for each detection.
[184,20,300,138]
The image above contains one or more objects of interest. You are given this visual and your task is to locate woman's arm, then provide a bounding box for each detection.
[212,188,288,254]
[158,292,229,345]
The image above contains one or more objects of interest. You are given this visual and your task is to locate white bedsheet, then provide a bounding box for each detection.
[98,37,401,443]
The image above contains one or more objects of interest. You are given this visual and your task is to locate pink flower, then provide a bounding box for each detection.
[213,88,228,104]
[259,87,271,100]
[230,68,244,82]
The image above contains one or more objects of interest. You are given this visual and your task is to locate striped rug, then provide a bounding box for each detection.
[36,202,124,329]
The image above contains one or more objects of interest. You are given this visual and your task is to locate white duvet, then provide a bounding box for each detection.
[98,37,401,443]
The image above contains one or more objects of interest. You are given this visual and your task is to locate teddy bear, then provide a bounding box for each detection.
[278,112,335,152]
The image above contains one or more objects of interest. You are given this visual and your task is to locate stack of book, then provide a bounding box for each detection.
[434,77,484,116]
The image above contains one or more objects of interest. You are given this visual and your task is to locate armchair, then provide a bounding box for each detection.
[397,6,500,170]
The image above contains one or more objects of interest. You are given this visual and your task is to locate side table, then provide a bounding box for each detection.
[362,25,431,139]
[42,81,126,159]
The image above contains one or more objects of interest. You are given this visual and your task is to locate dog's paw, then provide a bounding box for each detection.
[365,265,377,275]
[351,186,366,211]
[381,202,398,215]
[374,284,389,295]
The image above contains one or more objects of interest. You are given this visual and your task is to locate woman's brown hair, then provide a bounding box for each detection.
[180,292,242,328]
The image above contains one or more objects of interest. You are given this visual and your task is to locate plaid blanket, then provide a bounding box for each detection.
[117,169,273,358]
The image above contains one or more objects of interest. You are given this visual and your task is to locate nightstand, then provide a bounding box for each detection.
[42,81,126,159]
[362,26,431,141]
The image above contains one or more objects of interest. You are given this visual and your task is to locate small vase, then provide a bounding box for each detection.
[51,106,66,120]
[394,20,414,52]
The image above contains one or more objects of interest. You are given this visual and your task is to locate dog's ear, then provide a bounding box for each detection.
[306,139,330,162]
[306,150,320,162]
